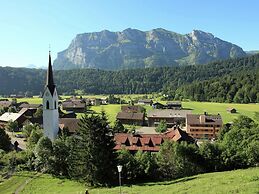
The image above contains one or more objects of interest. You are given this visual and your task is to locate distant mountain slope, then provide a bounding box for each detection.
[53,28,246,70]
[1,54,259,104]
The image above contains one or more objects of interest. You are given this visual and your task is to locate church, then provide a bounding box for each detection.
[42,52,59,140]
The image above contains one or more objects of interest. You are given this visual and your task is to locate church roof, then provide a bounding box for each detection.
[46,52,56,96]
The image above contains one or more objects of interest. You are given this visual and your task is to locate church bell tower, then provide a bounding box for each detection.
[43,52,59,140]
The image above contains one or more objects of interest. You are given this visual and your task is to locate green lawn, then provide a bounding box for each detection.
[1,168,259,194]
[182,101,259,123]
[0,171,37,194]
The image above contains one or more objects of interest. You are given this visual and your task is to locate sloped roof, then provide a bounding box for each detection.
[62,100,86,109]
[114,127,194,152]
[0,112,23,122]
[0,101,12,108]
[19,103,42,109]
[147,109,191,118]
[59,118,79,133]
[116,112,144,121]
[121,105,143,113]
[186,114,223,125]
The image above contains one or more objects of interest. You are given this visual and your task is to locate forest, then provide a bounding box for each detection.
[0,54,258,103]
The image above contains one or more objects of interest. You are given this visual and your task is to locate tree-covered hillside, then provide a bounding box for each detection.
[0,54,258,103]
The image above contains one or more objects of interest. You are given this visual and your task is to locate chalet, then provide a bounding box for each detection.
[101,98,108,105]
[186,113,223,140]
[89,98,101,106]
[227,108,237,113]
[166,101,182,109]
[59,118,79,134]
[19,103,42,109]
[138,99,153,106]
[0,112,26,128]
[62,100,86,113]
[18,108,37,117]
[0,100,12,109]
[152,102,165,109]
[116,112,145,126]
[121,105,144,113]
[147,109,191,127]
[114,127,194,152]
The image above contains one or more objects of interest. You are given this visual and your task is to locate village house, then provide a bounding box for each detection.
[0,100,13,110]
[59,118,80,134]
[0,112,27,128]
[147,109,192,127]
[121,105,144,113]
[186,113,223,140]
[166,101,182,109]
[152,102,165,109]
[19,103,42,110]
[62,100,86,113]
[89,98,102,106]
[116,112,145,126]
[114,127,194,153]
[138,99,153,106]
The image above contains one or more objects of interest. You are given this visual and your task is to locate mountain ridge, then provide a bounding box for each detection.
[53,28,246,70]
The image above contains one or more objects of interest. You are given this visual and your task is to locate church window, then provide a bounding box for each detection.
[54,101,57,109]
[46,101,50,109]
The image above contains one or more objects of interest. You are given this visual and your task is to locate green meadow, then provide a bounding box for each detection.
[1,96,258,124]
[1,168,259,194]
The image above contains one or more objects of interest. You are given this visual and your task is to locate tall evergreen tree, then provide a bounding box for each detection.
[0,127,11,151]
[68,112,116,186]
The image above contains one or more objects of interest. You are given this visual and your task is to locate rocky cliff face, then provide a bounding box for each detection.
[53,28,246,70]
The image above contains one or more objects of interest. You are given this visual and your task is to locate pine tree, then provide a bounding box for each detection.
[68,112,116,186]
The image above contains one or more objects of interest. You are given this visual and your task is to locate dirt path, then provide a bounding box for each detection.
[6,131,26,150]
[14,173,42,194]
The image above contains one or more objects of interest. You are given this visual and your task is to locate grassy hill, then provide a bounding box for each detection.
[1,168,259,194]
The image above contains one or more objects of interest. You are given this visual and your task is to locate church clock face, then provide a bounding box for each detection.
[45,91,50,97]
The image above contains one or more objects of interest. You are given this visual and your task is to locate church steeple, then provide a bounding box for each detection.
[46,52,56,96]
[43,51,59,141]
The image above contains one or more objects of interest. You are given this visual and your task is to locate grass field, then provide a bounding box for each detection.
[1,168,259,194]
[181,101,259,123]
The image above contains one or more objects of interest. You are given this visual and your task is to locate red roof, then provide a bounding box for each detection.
[114,128,194,152]
[114,133,172,152]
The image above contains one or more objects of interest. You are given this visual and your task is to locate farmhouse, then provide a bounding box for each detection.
[147,109,192,127]
[0,100,12,109]
[116,112,145,126]
[166,101,182,110]
[62,100,86,113]
[114,127,194,152]
[121,105,144,113]
[18,107,37,117]
[152,102,165,109]
[186,113,223,140]
[19,103,42,109]
[0,112,26,128]
[138,99,153,106]
[59,118,79,134]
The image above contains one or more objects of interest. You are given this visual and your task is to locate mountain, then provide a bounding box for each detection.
[1,54,259,104]
[246,50,259,55]
[53,28,246,70]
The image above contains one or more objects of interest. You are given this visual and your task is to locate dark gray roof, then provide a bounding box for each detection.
[147,109,191,118]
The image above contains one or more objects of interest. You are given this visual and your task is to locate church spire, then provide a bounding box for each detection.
[46,51,56,95]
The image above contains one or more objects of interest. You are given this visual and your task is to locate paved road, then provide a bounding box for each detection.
[6,131,27,150]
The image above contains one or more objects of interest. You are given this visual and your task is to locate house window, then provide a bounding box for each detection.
[46,101,50,109]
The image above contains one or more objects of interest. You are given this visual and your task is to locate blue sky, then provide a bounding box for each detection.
[0,0,258,67]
